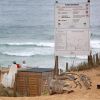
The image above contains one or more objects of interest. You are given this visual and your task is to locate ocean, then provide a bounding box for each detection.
[0,0,100,69]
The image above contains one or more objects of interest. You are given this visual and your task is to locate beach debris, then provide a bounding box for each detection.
[97,84,100,89]
[79,74,92,89]
[60,72,92,89]
[0,85,9,96]
[49,79,73,95]
[58,73,82,89]
[0,84,14,96]
[49,72,92,95]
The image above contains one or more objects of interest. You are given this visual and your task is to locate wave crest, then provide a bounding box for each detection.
[1,51,52,57]
[0,42,54,47]
[91,40,100,49]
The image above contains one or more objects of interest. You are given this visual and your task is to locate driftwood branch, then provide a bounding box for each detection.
[49,79,72,95]
[79,74,92,89]
[48,72,92,95]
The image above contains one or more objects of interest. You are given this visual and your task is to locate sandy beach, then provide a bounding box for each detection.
[0,67,99,100]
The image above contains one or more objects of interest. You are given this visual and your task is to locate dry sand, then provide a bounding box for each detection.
[0,67,100,100]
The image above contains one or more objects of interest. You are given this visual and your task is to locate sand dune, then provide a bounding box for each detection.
[0,67,100,100]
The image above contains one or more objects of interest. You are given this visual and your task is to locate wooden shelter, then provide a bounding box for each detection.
[14,68,54,96]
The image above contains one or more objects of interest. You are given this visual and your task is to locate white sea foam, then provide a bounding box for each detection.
[1,40,100,49]
[0,40,100,58]
[0,42,54,48]
[1,47,54,57]
[90,40,100,49]
[2,51,51,56]
[76,56,88,59]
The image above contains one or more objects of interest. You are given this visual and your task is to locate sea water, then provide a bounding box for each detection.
[0,0,100,69]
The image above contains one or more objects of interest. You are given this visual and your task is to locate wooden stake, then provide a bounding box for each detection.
[54,56,59,76]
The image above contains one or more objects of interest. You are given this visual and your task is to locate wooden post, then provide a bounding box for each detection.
[96,53,99,65]
[88,51,93,67]
[66,62,68,72]
[99,54,100,64]
[93,54,96,65]
[54,56,59,76]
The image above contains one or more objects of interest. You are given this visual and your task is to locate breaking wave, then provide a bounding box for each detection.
[91,40,100,49]
[0,42,54,48]
[1,51,53,57]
